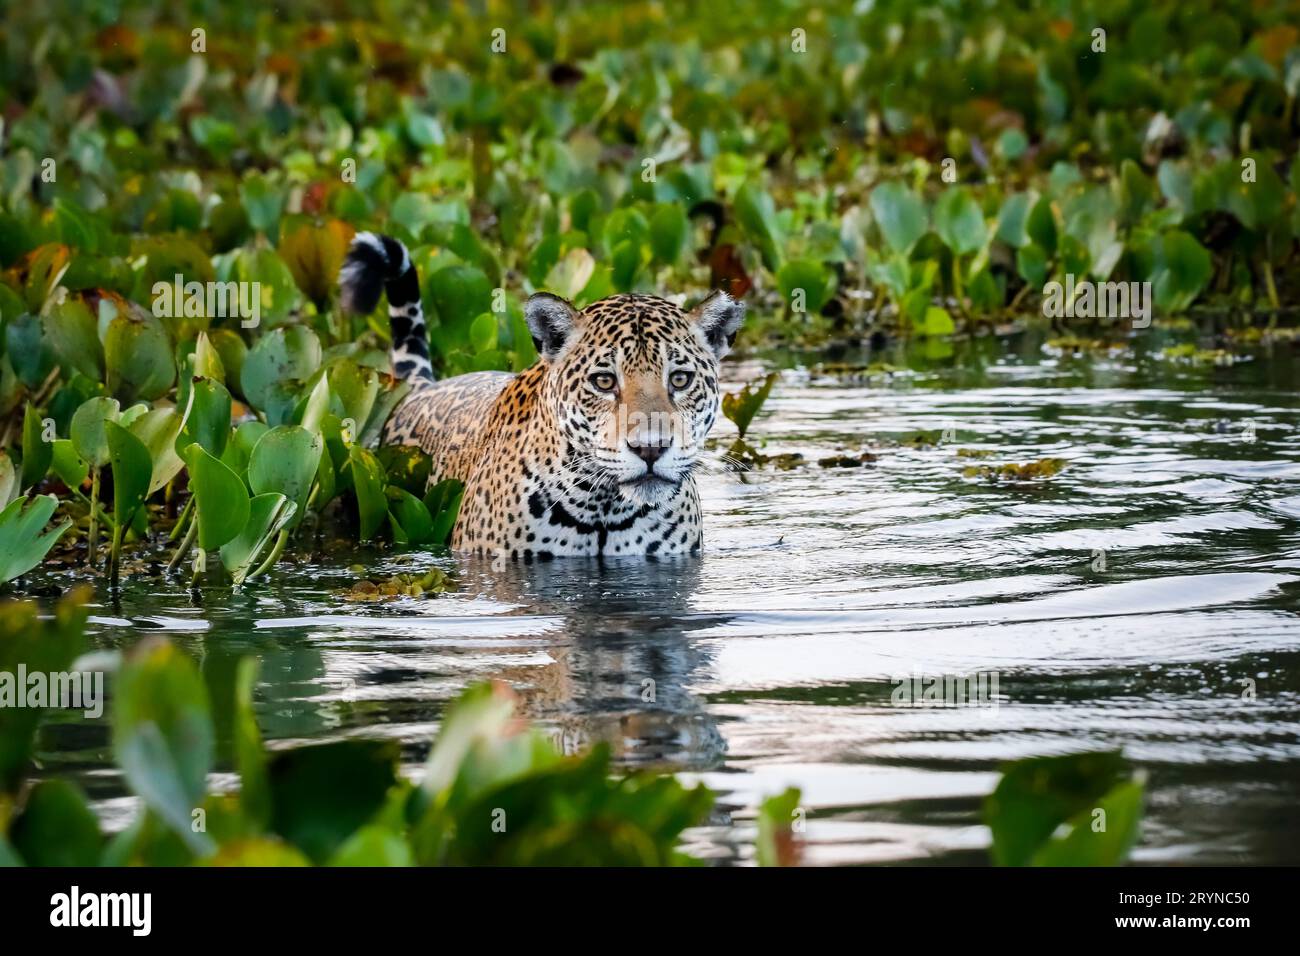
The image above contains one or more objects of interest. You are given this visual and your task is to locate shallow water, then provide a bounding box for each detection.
[30,331,1300,865]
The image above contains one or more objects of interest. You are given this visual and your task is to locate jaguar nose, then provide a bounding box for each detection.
[627,439,667,469]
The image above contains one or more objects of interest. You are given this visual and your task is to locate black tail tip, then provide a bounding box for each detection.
[339,232,409,314]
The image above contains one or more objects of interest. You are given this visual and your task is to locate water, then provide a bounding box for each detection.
[30,330,1300,865]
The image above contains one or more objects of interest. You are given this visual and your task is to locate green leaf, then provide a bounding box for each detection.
[1151,230,1212,313]
[916,305,956,337]
[327,359,380,432]
[1119,160,1156,223]
[185,443,250,551]
[984,751,1137,867]
[127,407,186,495]
[377,445,431,496]
[10,779,102,866]
[241,326,322,424]
[776,259,836,314]
[721,372,778,438]
[239,172,285,235]
[468,312,498,354]
[419,682,518,797]
[191,331,226,384]
[1157,159,1193,221]
[204,838,311,866]
[426,264,493,354]
[222,420,270,485]
[387,486,434,544]
[268,740,399,864]
[0,495,72,583]
[219,492,295,585]
[105,421,152,531]
[112,638,216,855]
[995,192,1034,248]
[997,127,1028,162]
[734,181,783,271]
[328,824,413,867]
[4,312,54,388]
[298,373,332,438]
[247,425,323,526]
[541,249,595,303]
[0,453,14,508]
[209,330,248,393]
[347,446,388,540]
[756,787,803,867]
[870,182,928,255]
[424,478,464,546]
[177,378,232,459]
[1026,195,1058,256]
[70,396,121,469]
[20,403,52,492]
[229,247,300,327]
[0,593,88,792]
[934,187,988,256]
[45,296,104,381]
[233,658,270,828]
[1017,243,1049,288]
[104,309,175,402]
[1030,780,1144,867]
[649,204,689,264]
[50,440,89,490]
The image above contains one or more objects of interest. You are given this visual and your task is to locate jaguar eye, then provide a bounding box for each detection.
[590,372,617,392]
[669,370,695,389]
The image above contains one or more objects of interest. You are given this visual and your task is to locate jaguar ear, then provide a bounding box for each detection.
[525,292,579,360]
[690,290,746,359]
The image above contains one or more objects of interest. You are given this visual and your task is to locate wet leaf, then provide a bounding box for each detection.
[248,424,323,525]
[106,420,152,531]
[104,308,175,402]
[756,787,803,867]
[20,403,52,492]
[722,372,778,438]
[70,396,121,469]
[185,443,251,550]
[112,638,216,854]
[219,492,295,584]
[0,495,72,584]
[985,751,1139,867]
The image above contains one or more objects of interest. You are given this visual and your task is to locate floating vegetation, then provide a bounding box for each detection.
[342,567,455,601]
[902,431,946,449]
[722,373,779,439]
[1154,345,1250,366]
[812,361,904,383]
[817,453,877,468]
[1044,336,1127,357]
[963,458,1067,481]
[1224,326,1300,345]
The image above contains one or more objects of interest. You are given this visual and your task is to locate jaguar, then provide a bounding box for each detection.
[340,232,745,558]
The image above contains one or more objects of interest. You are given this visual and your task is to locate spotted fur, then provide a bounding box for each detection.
[341,235,745,558]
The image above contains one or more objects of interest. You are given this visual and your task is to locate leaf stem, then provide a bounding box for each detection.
[169,495,194,542]
[109,524,123,587]
[167,518,197,573]
[1262,260,1280,313]
[87,470,100,567]
[248,527,289,581]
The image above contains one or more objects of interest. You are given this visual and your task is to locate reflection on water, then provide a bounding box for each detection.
[28,332,1300,865]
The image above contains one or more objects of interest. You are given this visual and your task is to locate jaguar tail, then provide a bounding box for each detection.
[339,232,433,383]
